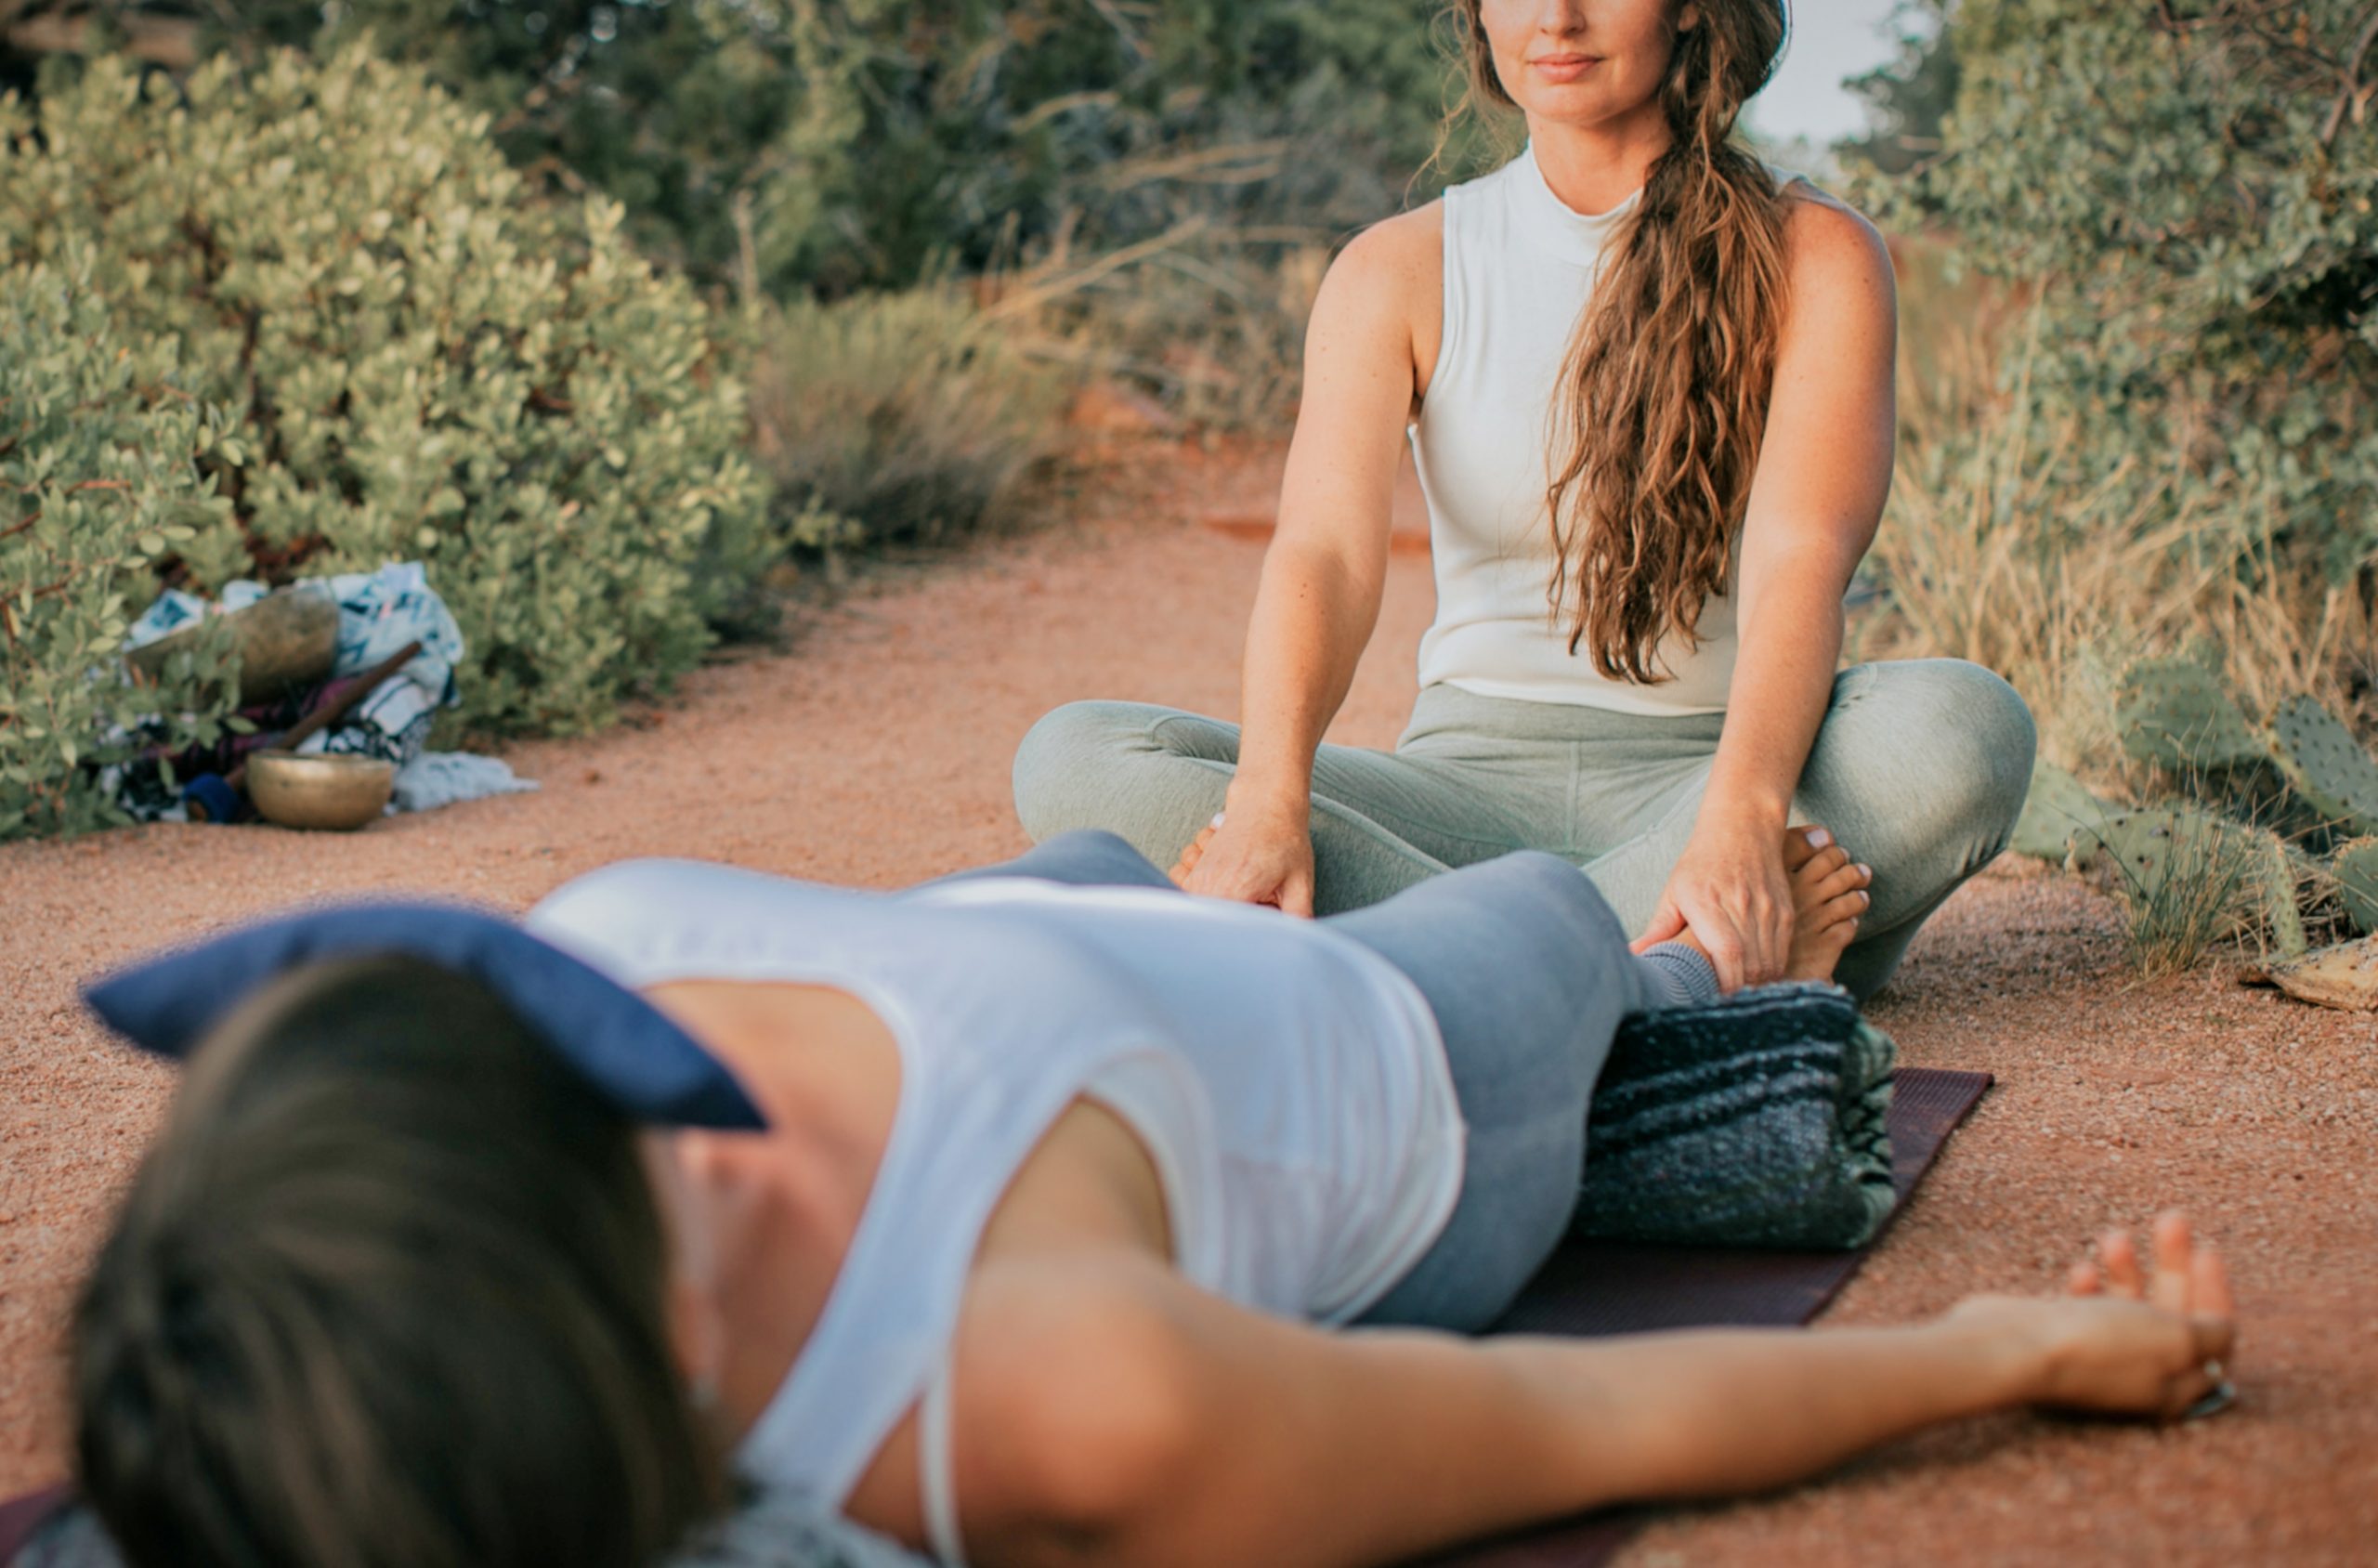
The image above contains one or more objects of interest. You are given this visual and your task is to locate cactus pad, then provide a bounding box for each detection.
[2115,658,2266,774]
[2071,807,2306,958]
[2268,697,2378,838]
[2011,760,2116,860]
[2243,936,2378,1013]
[2332,837,2378,934]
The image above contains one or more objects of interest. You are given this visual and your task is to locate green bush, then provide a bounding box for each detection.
[0,46,773,734]
[0,255,240,843]
[747,288,1066,552]
[1867,0,2378,589]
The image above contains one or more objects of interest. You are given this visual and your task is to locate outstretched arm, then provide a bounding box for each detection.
[942,1216,2232,1568]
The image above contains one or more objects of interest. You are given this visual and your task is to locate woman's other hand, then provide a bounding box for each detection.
[1951,1211,2238,1422]
[1630,817,1798,990]
[1171,805,1317,917]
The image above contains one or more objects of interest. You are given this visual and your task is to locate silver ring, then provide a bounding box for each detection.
[2184,1364,2237,1422]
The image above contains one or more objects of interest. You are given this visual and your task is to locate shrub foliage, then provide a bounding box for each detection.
[182,0,1464,297]
[748,290,1065,553]
[1876,0,2378,586]
[0,47,772,735]
[1,257,239,842]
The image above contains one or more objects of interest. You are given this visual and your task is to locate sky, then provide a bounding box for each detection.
[1744,0,1925,147]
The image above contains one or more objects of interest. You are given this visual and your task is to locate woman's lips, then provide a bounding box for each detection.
[1531,55,1603,84]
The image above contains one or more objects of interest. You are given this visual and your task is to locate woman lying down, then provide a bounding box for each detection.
[68,831,2233,1568]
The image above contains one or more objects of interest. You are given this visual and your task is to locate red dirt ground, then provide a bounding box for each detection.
[3,443,2374,1563]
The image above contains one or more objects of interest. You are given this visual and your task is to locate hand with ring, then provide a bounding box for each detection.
[1946,1210,2239,1424]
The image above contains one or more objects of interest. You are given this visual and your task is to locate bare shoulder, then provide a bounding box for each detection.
[1313,200,1443,332]
[1779,183,1896,316]
[1331,201,1444,291]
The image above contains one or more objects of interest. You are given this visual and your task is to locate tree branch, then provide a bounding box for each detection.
[2323,5,2378,149]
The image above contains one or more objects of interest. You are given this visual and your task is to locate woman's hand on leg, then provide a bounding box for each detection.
[1171,804,1317,917]
[1631,816,1796,990]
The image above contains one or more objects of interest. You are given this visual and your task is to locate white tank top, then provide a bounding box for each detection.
[1412,143,1784,715]
[523,860,1463,1561]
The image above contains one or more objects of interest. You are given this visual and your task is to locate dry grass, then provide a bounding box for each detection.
[744,287,1071,555]
[1850,242,2378,794]
[983,224,1331,431]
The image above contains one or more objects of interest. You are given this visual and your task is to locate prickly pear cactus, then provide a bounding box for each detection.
[2259,833,2311,960]
[2244,936,2378,1013]
[2332,838,2378,934]
[2115,657,2266,773]
[2071,807,2306,958]
[2268,697,2378,838]
[2013,760,2116,860]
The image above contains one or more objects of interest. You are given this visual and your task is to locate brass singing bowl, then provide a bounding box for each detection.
[128,585,338,708]
[247,751,395,832]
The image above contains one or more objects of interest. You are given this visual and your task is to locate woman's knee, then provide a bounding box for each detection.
[1013,701,1156,838]
[1914,660,2036,834]
[1828,660,2036,842]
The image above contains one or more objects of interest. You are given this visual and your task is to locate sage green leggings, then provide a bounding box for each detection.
[1011,660,2036,1001]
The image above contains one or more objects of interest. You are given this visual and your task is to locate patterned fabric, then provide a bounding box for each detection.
[106,564,472,821]
[1576,983,1899,1250]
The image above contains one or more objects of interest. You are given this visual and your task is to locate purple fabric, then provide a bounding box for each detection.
[0,1486,67,1565]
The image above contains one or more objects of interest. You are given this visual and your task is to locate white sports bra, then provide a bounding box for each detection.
[524,859,1464,1564]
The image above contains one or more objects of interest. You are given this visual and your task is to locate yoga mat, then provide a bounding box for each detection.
[3,1070,1993,1568]
[1405,1065,1994,1568]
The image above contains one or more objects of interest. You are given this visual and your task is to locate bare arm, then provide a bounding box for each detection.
[1175,211,1437,915]
[1636,191,1901,987]
[947,1219,2233,1568]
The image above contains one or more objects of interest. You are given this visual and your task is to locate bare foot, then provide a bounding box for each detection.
[1168,819,1222,888]
[1781,825,1872,983]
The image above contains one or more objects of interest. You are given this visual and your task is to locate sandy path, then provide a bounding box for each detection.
[3,443,2374,1563]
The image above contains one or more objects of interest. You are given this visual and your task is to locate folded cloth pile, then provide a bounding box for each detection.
[109,564,534,821]
[1576,981,1899,1251]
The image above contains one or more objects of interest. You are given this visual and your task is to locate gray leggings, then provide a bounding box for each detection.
[923,830,1707,1333]
[1012,660,2037,1001]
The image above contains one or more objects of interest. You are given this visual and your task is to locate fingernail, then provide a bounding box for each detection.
[1211,813,1225,829]
[1807,828,1831,848]
[1857,863,1872,879]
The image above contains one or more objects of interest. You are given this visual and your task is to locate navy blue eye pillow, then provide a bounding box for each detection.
[81,903,766,1130]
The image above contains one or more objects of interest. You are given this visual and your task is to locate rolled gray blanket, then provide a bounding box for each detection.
[1576,981,1898,1250]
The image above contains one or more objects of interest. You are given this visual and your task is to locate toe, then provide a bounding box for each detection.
[1810,862,1868,905]
[1783,826,1825,871]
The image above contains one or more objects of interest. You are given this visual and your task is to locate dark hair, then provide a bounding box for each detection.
[1446,0,1793,684]
[73,955,725,1568]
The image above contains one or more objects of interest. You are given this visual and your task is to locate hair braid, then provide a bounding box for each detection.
[1448,2,1793,683]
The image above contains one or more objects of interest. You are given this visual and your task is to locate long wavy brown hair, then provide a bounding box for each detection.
[1447,1,1792,683]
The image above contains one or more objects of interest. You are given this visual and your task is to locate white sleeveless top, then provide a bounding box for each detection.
[1412,143,1783,716]
[524,859,1463,1563]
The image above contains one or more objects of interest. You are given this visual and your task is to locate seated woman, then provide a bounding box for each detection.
[73,832,2231,1568]
[1013,0,2036,998]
